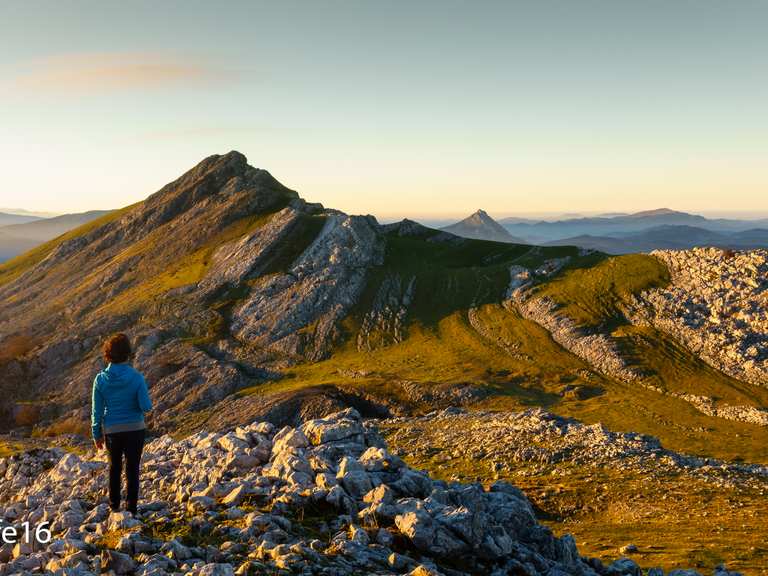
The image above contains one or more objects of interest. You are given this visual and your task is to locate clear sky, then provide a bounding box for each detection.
[1,0,766,218]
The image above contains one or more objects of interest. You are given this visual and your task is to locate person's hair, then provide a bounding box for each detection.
[102,333,132,364]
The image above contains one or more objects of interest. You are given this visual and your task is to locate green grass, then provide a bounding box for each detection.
[362,235,581,326]
[532,254,670,327]
[0,441,22,458]
[618,324,768,406]
[237,233,599,404]
[236,235,591,398]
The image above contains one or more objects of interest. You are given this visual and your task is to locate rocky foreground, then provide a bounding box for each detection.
[0,409,745,576]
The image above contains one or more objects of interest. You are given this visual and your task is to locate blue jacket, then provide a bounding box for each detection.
[91,363,152,439]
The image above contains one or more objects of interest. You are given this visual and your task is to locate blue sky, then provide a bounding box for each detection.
[1,1,766,218]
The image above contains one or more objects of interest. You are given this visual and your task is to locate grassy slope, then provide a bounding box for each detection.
[240,235,768,465]
[1,193,299,321]
[240,237,588,398]
[531,253,670,327]
[99,209,283,315]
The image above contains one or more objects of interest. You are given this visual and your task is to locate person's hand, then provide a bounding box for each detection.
[94,437,105,451]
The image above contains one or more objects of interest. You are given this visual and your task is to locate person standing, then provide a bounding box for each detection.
[91,334,152,515]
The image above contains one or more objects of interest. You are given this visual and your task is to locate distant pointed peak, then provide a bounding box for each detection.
[440,209,526,243]
[466,209,495,223]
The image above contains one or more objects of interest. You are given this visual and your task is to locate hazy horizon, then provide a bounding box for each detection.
[4,204,768,225]
[2,1,768,216]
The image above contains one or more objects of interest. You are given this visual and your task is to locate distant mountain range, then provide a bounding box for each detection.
[441,209,525,243]
[0,210,110,262]
[545,225,768,254]
[4,203,767,264]
[0,212,42,227]
[440,208,768,254]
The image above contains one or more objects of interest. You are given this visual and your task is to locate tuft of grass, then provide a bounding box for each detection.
[0,441,23,458]
[33,415,91,438]
[94,528,139,550]
[142,514,229,548]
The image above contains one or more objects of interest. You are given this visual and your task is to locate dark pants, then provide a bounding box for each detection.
[105,429,145,514]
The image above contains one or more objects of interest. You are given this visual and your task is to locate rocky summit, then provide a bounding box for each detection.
[0,410,745,576]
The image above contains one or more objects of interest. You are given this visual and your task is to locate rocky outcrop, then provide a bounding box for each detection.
[357,274,416,351]
[383,408,768,489]
[194,200,309,299]
[231,213,384,362]
[515,295,640,382]
[0,409,747,575]
[628,248,768,386]
[0,409,649,576]
[670,394,768,426]
[503,254,768,428]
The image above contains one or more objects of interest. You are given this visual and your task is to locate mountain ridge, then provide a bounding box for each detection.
[499,208,768,248]
[545,224,768,254]
[0,211,42,226]
[0,210,112,263]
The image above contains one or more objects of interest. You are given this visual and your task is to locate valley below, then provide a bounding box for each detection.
[1,152,767,575]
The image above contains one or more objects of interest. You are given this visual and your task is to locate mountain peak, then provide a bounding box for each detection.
[138,152,295,229]
[441,209,525,243]
[199,150,249,172]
